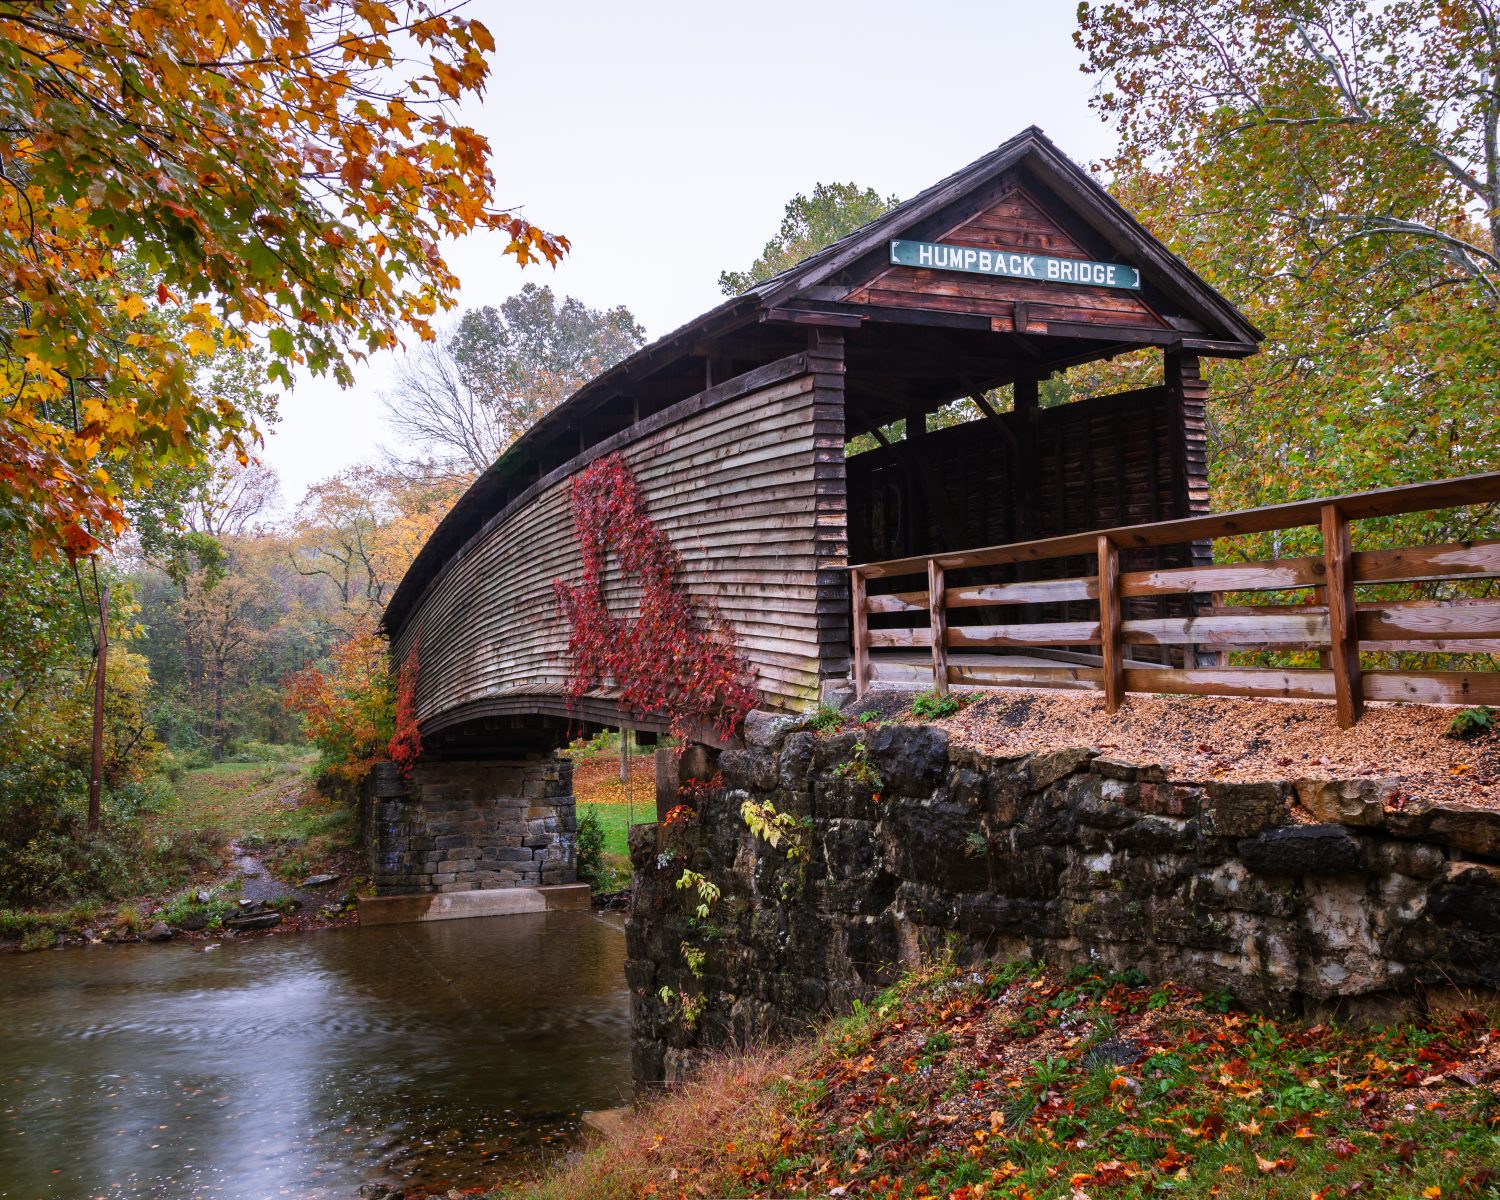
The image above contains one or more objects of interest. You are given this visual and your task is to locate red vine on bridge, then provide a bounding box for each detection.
[553,453,756,742]
[387,632,422,779]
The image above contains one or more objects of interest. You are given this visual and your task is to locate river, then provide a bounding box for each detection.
[0,910,631,1199]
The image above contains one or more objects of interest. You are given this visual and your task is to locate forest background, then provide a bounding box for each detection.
[2,0,1497,912]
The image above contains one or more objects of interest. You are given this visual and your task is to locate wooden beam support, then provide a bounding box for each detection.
[1321,503,1363,728]
[850,569,869,699]
[1097,536,1123,713]
[928,559,949,696]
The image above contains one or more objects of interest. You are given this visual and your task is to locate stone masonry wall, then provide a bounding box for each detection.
[625,716,1500,1085]
[363,757,576,894]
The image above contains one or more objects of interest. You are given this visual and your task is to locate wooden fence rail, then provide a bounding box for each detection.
[848,471,1500,726]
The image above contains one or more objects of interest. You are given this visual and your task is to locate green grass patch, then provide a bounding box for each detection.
[149,757,327,843]
[494,959,1500,1199]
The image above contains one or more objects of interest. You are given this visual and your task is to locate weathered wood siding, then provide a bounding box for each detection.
[393,353,845,729]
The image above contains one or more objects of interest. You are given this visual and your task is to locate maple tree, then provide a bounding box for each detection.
[553,453,756,743]
[283,616,394,783]
[0,0,566,556]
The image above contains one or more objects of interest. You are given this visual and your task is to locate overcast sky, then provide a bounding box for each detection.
[262,1,1117,505]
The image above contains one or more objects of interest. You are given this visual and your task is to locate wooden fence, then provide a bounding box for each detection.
[849,472,1500,726]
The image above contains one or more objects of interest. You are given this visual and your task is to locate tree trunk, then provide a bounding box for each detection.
[88,584,108,837]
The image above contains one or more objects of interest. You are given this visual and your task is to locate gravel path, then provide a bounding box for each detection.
[936,690,1499,808]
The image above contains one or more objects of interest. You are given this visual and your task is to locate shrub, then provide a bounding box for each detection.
[1448,705,1496,740]
[20,924,57,952]
[576,809,608,890]
[909,690,962,720]
[803,703,843,733]
[283,621,394,786]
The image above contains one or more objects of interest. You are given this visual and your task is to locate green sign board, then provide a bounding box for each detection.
[889,239,1141,291]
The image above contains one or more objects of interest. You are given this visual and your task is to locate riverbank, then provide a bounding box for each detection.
[0,757,364,952]
[495,957,1500,1200]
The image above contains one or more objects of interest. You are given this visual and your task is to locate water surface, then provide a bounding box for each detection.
[0,910,630,1198]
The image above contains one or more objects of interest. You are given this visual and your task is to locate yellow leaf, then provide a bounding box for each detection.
[183,328,216,356]
[116,294,147,319]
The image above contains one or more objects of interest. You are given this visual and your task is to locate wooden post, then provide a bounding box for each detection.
[618,725,630,784]
[850,568,869,700]
[1096,536,1123,713]
[88,582,108,837]
[927,558,948,696]
[1321,503,1363,728]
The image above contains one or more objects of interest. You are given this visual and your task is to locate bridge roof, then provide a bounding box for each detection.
[383,127,1258,640]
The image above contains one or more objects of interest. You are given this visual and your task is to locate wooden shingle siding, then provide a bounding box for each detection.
[393,352,838,729]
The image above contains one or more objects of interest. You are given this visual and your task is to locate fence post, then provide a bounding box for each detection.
[1096,535,1123,713]
[1321,503,1363,727]
[928,558,949,696]
[850,568,869,700]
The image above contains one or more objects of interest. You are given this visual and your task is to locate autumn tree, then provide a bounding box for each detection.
[0,0,566,557]
[718,182,899,294]
[384,285,645,473]
[1075,1,1500,546]
[290,460,463,623]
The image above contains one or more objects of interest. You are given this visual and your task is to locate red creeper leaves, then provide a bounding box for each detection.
[387,631,422,778]
[553,454,756,743]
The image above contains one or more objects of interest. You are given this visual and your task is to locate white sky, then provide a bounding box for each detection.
[262,0,1117,505]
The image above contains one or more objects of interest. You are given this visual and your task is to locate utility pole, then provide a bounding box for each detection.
[88,583,108,837]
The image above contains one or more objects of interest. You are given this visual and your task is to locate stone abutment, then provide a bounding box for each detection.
[626,716,1500,1085]
[362,757,577,894]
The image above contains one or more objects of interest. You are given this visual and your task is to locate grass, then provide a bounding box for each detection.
[2,750,362,949]
[570,749,657,882]
[149,756,318,842]
[491,959,1500,1199]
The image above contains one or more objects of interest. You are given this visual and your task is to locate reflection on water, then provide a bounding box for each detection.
[0,910,631,1198]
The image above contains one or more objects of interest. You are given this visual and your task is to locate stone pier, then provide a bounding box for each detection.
[363,756,577,895]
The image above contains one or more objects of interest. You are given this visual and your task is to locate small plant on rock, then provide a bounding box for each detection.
[1447,705,1495,740]
[803,703,844,733]
[909,689,963,720]
[834,739,883,798]
[741,797,808,860]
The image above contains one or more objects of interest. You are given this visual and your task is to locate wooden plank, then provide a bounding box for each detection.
[1121,613,1329,646]
[1357,600,1500,641]
[1323,503,1363,728]
[1122,667,1335,700]
[1120,557,1324,596]
[866,590,927,614]
[1098,535,1123,713]
[1355,540,1500,584]
[948,662,1102,690]
[947,577,1098,607]
[852,470,1500,579]
[868,627,934,649]
[851,569,869,700]
[1363,671,1500,706]
[928,560,949,697]
[1361,638,1500,654]
[950,621,1100,647]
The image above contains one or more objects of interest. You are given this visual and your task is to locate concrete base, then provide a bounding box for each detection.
[357,883,591,927]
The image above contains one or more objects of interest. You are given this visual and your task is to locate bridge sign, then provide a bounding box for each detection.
[889,239,1142,291]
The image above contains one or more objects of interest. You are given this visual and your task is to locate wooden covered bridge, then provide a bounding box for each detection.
[381,126,1500,764]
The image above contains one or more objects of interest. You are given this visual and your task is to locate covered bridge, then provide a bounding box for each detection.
[381,127,1265,760]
